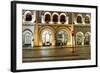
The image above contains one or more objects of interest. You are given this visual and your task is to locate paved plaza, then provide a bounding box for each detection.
[22,46,91,62]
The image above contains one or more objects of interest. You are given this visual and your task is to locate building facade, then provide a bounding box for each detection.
[22,10,91,48]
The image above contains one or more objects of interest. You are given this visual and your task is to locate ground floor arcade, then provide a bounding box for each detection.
[22,25,91,48]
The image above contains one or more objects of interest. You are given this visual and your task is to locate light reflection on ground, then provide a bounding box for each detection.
[22,46,91,62]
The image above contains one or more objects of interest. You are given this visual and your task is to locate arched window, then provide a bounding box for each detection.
[52,14,58,23]
[76,15,82,23]
[45,14,51,23]
[84,15,90,24]
[24,11,32,21]
[25,13,32,21]
[84,32,90,45]
[76,32,84,45]
[60,15,66,24]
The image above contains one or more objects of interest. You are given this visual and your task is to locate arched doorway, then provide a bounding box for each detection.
[42,30,52,46]
[39,26,55,47]
[56,31,68,46]
[84,32,90,45]
[22,29,33,47]
[76,32,84,45]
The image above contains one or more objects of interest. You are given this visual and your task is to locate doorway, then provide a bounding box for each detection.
[56,31,67,46]
[42,30,52,46]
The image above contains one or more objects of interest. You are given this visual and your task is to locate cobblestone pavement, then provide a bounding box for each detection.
[22,46,91,62]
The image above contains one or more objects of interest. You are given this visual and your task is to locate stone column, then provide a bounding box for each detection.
[34,11,39,47]
[58,15,60,24]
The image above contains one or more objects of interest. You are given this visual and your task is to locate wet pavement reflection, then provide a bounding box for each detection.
[22,46,90,62]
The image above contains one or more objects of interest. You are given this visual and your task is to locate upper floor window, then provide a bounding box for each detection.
[45,14,51,23]
[24,11,32,21]
[77,16,82,23]
[52,14,58,23]
[25,13,32,21]
[84,15,90,24]
[60,15,66,24]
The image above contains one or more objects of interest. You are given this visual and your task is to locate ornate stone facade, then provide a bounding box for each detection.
[22,10,91,48]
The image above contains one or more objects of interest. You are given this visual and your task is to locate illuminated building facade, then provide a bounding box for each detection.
[22,10,91,48]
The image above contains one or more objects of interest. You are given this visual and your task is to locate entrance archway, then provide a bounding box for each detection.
[42,30,52,46]
[56,27,72,47]
[56,31,68,46]
[39,26,55,47]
